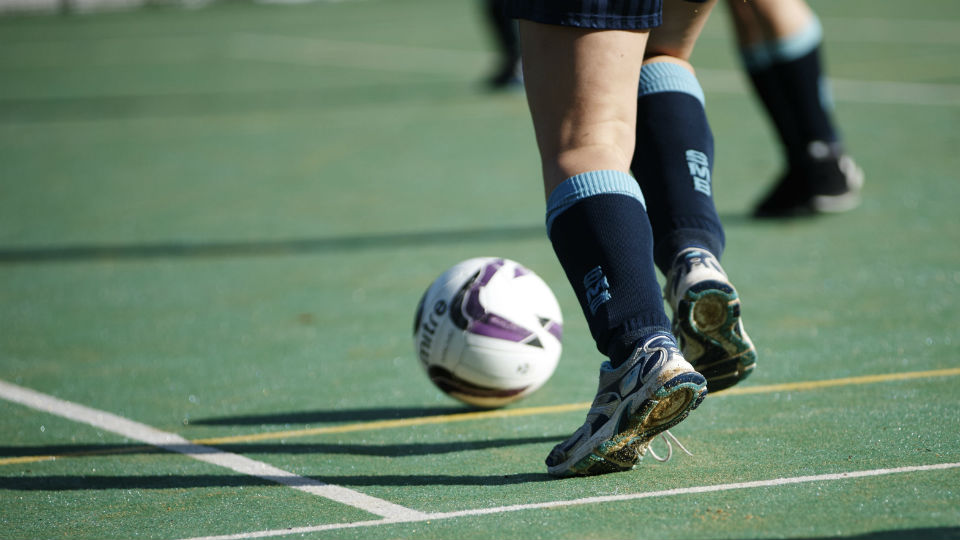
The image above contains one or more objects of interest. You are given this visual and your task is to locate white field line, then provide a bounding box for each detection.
[698,16,960,45]
[696,68,960,107]
[0,379,426,521]
[823,17,960,45]
[230,33,960,107]
[180,461,960,540]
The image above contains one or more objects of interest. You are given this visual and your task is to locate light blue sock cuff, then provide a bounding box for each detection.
[638,61,705,107]
[741,14,823,71]
[545,170,646,236]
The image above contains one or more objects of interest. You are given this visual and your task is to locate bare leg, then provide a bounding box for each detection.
[726,0,814,45]
[518,22,649,198]
[647,0,717,63]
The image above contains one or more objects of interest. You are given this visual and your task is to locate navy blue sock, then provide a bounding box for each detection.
[741,16,840,169]
[745,63,804,165]
[630,61,725,274]
[546,171,671,367]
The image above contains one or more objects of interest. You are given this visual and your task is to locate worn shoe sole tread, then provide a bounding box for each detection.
[674,280,756,392]
[553,371,707,476]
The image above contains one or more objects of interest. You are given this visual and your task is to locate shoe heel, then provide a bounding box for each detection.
[677,282,756,392]
[645,372,706,431]
[682,281,737,332]
[691,292,733,332]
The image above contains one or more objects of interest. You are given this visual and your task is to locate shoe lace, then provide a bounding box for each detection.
[646,430,694,463]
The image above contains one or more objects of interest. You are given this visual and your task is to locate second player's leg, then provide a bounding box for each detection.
[726,0,864,217]
[634,0,758,390]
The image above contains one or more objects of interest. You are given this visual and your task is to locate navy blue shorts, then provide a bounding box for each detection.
[504,0,709,30]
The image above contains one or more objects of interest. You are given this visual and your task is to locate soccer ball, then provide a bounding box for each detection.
[413,257,563,408]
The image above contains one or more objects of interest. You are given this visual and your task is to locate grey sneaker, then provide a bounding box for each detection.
[665,249,757,392]
[545,334,707,477]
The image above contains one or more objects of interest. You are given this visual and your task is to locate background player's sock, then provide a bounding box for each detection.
[630,61,725,274]
[546,170,670,367]
[740,15,839,168]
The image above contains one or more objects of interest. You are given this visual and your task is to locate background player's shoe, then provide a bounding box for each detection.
[753,141,864,218]
[665,249,756,392]
[545,334,707,477]
[486,58,523,90]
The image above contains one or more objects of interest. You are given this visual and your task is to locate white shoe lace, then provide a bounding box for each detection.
[646,430,694,462]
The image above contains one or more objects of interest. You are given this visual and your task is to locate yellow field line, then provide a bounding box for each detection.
[716,367,960,396]
[0,443,160,466]
[1,455,57,465]
[194,401,591,445]
[4,366,958,466]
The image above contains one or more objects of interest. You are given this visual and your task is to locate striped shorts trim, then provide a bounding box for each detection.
[504,0,663,30]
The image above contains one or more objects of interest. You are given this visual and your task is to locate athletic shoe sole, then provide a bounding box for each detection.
[674,280,757,392]
[549,370,707,476]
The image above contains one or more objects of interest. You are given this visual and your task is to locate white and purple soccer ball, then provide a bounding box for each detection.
[413,257,563,408]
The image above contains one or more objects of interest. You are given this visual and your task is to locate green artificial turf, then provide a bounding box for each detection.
[1,0,959,538]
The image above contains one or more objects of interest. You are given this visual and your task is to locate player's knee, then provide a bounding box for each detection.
[557,143,631,171]
[643,55,695,74]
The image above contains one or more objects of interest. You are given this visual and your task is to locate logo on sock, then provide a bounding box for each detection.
[583,266,612,315]
[685,149,711,196]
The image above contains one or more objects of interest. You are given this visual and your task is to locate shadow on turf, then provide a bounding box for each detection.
[0,209,771,267]
[191,405,489,426]
[0,435,561,460]
[0,225,546,264]
[0,471,555,490]
[0,211,772,270]
[801,529,960,540]
[0,79,487,124]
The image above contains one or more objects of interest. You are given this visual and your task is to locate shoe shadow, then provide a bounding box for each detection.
[217,436,563,457]
[189,405,476,426]
[314,472,556,487]
[0,471,556,490]
[799,527,960,540]
[0,435,562,459]
[4,404,566,487]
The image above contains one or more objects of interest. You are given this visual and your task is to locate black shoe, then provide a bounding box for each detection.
[753,141,864,219]
[486,59,523,90]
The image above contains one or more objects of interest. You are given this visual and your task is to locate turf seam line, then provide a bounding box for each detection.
[0,379,427,521]
[178,461,960,540]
